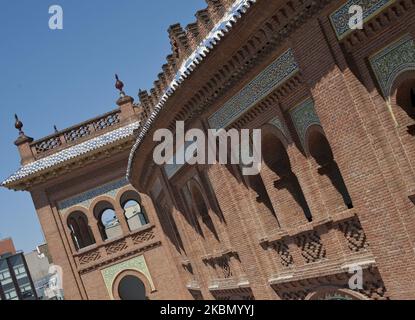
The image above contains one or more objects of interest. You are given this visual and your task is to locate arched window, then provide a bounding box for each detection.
[120,191,150,232]
[262,133,313,223]
[67,211,95,251]
[117,275,147,300]
[93,201,122,241]
[308,130,353,212]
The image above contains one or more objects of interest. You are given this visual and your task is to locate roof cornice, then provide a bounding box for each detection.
[2,121,140,190]
[126,0,257,181]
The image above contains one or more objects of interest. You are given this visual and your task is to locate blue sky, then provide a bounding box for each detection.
[0,0,205,252]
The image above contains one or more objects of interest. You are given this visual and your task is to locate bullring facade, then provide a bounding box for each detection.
[3,0,415,300]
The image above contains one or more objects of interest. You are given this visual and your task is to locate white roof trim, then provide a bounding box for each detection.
[2,121,140,186]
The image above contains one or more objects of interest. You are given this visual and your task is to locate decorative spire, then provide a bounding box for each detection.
[14,114,24,135]
[14,114,33,147]
[115,74,125,97]
[115,74,134,112]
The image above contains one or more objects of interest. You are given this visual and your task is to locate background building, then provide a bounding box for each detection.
[0,239,37,300]
[25,243,64,300]
[0,238,16,256]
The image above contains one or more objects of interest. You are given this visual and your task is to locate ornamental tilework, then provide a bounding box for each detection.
[57,178,129,214]
[269,117,290,139]
[330,0,394,39]
[208,48,299,129]
[290,99,321,148]
[101,255,155,300]
[370,35,415,97]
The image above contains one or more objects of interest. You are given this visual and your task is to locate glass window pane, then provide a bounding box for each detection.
[1,278,13,286]
[4,289,18,300]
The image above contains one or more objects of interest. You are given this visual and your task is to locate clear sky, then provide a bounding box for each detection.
[0,0,205,252]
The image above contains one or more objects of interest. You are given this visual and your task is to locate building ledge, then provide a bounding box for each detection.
[186,280,201,291]
[260,209,357,245]
[208,277,250,292]
[268,253,376,287]
[201,247,238,262]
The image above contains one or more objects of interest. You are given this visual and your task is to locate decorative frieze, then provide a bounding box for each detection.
[369,34,415,97]
[338,218,369,252]
[330,0,395,40]
[101,255,155,300]
[290,98,321,149]
[208,48,299,129]
[274,241,294,268]
[58,178,129,214]
[295,231,327,264]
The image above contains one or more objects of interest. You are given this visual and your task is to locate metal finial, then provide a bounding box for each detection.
[115,74,125,95]
[14,114,23,134]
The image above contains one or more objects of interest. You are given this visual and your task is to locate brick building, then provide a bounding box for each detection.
[0,238,16,256]
[3,0,415,300]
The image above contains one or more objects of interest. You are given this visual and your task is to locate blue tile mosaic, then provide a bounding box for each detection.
[269,117,290,139]
[290,98,321,148]
[208,48,299,130]
[370,34,415,97]
[330,0,394,39]
[57,178,129,214]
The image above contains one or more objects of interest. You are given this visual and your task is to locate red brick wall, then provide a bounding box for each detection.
[128,0,415,300]
[26,0,415,300]
[0,238,16,255]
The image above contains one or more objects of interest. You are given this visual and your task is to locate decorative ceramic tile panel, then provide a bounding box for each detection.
[269,117,290,139]
[290,98,321,148]
[101,255,155,300]
[330,0,394,40]
[57,178,129,214]
[370,34,415,97]
[208,48,299,129]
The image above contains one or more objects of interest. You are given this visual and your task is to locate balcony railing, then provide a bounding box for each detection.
[30,109,121,158]
[73,224,159,273]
